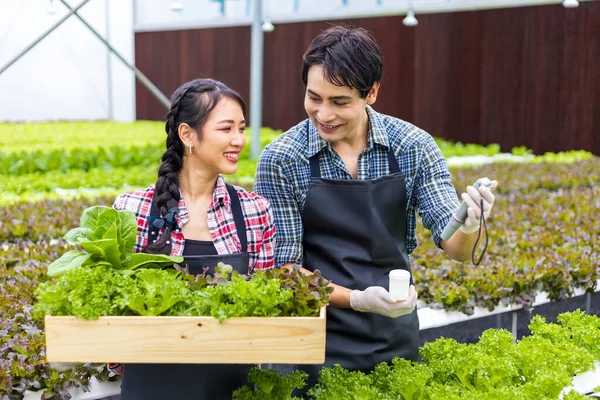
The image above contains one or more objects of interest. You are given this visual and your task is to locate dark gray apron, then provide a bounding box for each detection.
[297,137,419,387]
[120,183,251,399]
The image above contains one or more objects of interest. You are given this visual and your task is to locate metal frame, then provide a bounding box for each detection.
[0,0,170,114]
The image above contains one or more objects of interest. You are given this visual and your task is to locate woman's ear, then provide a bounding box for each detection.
[178,123,195,148]
[366,82,380,105]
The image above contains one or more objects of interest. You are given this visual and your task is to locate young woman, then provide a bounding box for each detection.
[112,78,275,399]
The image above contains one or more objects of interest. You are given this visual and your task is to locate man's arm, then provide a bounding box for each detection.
[253,147,305,271]
[415,137,497,263]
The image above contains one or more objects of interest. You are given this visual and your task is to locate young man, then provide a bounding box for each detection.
[254,26,497,383]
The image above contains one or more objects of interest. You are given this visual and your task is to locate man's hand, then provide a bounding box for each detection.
[350,286,417,318]
[459,178,498,234]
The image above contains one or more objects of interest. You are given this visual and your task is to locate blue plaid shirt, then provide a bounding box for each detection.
[254,106,459,268]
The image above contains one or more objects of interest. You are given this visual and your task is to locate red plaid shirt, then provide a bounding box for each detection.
[112,175,275,271]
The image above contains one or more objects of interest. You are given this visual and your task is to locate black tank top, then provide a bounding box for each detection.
[183,238,217,256]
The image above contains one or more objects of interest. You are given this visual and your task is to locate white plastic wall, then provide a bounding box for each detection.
[0,0,135,122]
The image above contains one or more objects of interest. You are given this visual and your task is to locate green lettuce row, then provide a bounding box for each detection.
[0,123,281,176]
[0,121,165,153]
[0,128,280,176]
[0,122,283,155]
[1,155,597,205]
[0,159,256,201]
[0,144,164,175]
[233,311,599,400]
[5,120,591,177]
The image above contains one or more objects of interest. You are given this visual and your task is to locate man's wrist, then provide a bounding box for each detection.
[459,224,480,235]
[349,289,362,311]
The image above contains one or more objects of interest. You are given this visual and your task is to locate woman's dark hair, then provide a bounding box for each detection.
[301,26,383,98]
[143,78,246,255]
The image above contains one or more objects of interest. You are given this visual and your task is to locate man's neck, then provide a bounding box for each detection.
[332,112,370,155]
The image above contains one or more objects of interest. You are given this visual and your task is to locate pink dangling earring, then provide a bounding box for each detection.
[189,145,193,155]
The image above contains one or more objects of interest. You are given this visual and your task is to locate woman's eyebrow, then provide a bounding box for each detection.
[216,119,245,124]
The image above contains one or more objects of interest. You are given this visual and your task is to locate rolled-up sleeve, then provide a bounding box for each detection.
[254,147,305,267]
[415,137,460,249]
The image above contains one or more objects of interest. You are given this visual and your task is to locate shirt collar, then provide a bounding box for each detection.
[306,119,327,158]
[366,105,390,149]
[305,105,389,158]
[211,174,231,213]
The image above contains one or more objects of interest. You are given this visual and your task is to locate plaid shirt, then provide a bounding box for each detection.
[254,106,459,268]
[113,175,275,271]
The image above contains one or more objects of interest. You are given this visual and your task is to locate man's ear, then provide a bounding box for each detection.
[366,82,380,105]
[178,123,195,148]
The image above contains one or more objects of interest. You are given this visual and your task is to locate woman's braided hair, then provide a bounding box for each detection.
[143,78,246,255]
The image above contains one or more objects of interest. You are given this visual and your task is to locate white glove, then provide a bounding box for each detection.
[49,362,79,371]
[350,286,417,318]
[459,178,498,234]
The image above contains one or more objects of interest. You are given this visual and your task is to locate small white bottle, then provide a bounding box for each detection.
[389,269,411,301]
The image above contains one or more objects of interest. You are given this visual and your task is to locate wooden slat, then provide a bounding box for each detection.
[45,307,325,364]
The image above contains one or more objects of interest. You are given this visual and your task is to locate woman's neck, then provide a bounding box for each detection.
[178,165,217,203]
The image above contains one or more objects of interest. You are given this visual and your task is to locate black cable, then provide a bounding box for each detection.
[472,198,489,266]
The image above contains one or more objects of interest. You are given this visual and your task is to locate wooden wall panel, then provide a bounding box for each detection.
[135,2,599,155]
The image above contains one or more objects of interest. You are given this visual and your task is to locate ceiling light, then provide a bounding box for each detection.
[403,10,418,27]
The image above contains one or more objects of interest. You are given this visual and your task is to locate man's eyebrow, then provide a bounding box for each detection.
[307,89,352,101]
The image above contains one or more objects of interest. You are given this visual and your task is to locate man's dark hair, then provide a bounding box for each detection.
[301,26,383,98]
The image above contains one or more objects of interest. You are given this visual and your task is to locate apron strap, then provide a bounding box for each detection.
[146,184,247,252]
[387,148,400,173]
[225,184,248,253]
[309,152,321,178]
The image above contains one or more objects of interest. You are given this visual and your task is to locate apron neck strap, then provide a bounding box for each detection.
[146,184,247,253]
[387,148,400,173]
[225,184,248,253]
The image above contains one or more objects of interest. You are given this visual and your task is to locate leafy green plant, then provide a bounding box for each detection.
[34,264,332,321]
[232,368,308,400]
[239,311,600,399]
[47,206,182,276]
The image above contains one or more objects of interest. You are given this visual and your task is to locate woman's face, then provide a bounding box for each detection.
[192,96,246,176]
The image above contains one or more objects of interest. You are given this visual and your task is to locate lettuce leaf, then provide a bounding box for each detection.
[47,250,92,277]
[117,209,137,265]
[127,253,183,270]
[80,239,121,269]
[63,227,93,244]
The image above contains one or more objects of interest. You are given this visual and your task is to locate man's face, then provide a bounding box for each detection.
[304,65,378,145]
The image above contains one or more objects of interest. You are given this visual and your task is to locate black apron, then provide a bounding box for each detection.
[120,183,252,400]
[298,137,419,387]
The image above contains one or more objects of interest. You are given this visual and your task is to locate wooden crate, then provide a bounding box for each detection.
[45,307,326,364]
